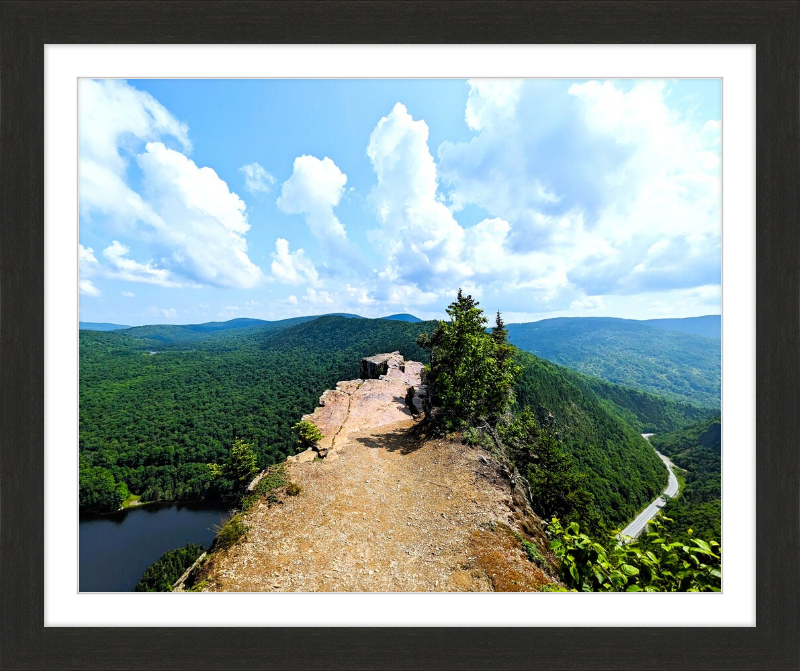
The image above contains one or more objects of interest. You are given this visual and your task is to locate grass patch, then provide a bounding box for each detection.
[240,464,287,512]
[286,482,302,496]
[120,493,143,508]
[212,514,249,550]
[515,532,545,567]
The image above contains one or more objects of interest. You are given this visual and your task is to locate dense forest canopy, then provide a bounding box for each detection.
[79,317,433,511]
[650,415,721,542]
[512,350,666,525]
[81,315,694,517]
[506,317,721,408]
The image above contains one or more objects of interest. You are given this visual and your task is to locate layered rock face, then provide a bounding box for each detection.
[293,353,425,460]
[360,351,405,380]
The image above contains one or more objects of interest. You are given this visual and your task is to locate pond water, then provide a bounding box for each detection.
[79,500,230,592]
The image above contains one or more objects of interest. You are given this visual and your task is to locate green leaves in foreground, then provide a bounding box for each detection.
[547,516,720,592]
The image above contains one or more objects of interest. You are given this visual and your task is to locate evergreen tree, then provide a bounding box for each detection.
[207,438,259,494]
[498,408,604,535]
[422,289,521,430]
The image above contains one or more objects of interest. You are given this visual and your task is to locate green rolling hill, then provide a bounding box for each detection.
[80,316,683,526]
[506,317,721,408]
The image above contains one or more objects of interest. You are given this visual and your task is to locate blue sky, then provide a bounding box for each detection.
[78,78,721,325]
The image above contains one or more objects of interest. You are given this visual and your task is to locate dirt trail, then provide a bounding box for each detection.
[201,358,552,592]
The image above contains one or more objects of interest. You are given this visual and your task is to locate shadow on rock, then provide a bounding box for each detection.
[353,427,425,455]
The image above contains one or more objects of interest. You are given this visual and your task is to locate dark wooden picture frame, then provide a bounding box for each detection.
[1,1,798,669]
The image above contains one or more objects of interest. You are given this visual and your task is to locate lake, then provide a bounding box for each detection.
[79,500,230,592]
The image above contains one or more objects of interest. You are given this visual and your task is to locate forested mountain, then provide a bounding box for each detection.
[80,316,683,522]
[641,315,720,339]
[575,375,714,434]
[79,317,432,512]
[506,317,721,408]
[513,351,666,525]
[650,415,721,542]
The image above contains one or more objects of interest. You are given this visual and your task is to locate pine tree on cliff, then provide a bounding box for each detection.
[417,289,521,430]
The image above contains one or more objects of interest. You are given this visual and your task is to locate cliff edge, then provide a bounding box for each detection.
[195,353,555,592]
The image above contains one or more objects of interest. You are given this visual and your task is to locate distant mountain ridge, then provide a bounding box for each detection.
[640,315,720,339]
[79,322,131,331]
[506,316,720,408]
[79,312,423,334]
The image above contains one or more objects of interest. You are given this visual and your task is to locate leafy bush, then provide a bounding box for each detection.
[135,543,205,592]
[547,516,721,592]
[516,533,545,567]
[292,420,324,451]
[286,482,302,496]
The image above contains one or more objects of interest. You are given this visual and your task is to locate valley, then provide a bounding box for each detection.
[79,311,721,592]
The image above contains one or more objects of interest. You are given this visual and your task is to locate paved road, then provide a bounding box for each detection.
[619,434,679,541]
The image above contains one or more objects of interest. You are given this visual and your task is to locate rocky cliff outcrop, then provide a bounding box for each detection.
[193,353,556,592]
[295,353,425,459]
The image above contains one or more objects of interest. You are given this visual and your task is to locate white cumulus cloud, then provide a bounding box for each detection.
[437,79,721,306]
[102,240,185,287]
[239,162,276,194]
[79,80,264,290]
[270,238,320,286]
[277,155,348,242]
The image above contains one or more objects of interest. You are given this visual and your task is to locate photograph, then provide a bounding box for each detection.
[78,77,722,594]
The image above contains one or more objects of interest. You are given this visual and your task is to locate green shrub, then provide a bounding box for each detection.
[286,482,302,496]
[516,533,545,567]
[547,516,720,592]
[240,464,287,512]
[212,514,249,550]
[292,420,324,451]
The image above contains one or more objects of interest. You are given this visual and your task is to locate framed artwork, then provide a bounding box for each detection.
[1,1,798,669]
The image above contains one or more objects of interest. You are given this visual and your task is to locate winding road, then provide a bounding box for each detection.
[619,434,679,541]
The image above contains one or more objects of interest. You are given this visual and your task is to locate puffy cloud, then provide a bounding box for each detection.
[79,79,189,226]
[79,280,101,297]
[437,79,721,304]
[365,103,569,310]
[135,142,263,288]
[270,238,319,286]
[303,287,334,306]
[239,162,276,194]
[570,295,605,311]
[79,80,264,289]
[122,291,135,297]
[148,306,178,320]
[277,156,348,242]
[367,103,468,288]
[102,240,185,287]
[465,79,523,131]
[78,244,101,296]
